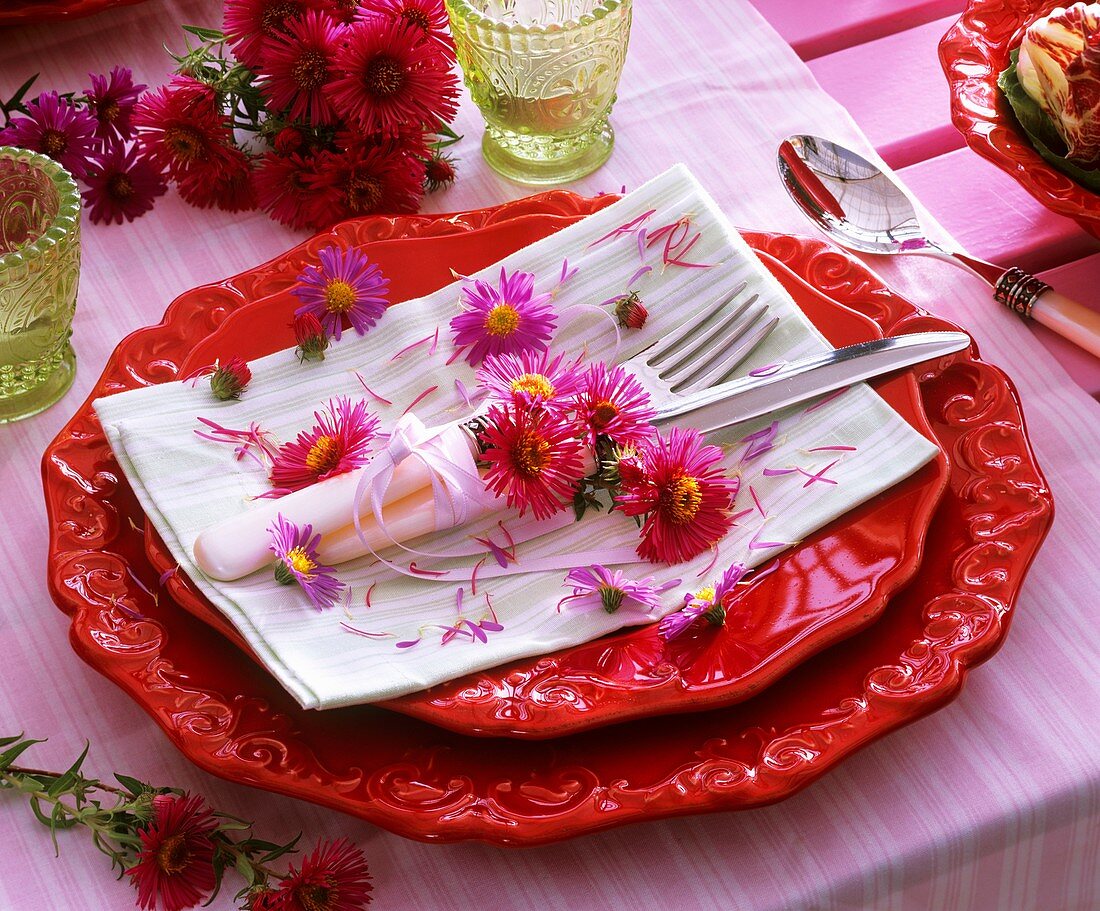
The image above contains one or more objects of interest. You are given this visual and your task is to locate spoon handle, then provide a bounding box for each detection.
[994,268,1100,359]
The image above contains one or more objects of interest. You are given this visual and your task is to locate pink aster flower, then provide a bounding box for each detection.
[127,793,217,911]
[575,361,656,446]
[261,9,344,126]
[475,350,582,412]
[450,267,557,366]
[659,562,747,641]
[1,91,97,179]
[308,141,427,218]
[478,403,587,520]
[82,143,167,225]
[85,65,145,142]
[616,427,739,564]
[292,244,390,340]
[277,838,374,910]
[269,513,346,610]
[270,395,380,492]
[326,17,458,136]
[557,564,673,615]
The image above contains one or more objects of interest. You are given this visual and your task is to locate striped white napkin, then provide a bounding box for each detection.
[94,165,937,710]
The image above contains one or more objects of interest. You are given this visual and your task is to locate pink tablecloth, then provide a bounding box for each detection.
[2,2,1098,909]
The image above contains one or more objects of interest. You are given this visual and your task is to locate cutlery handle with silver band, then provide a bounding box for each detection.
[652,331,970,434]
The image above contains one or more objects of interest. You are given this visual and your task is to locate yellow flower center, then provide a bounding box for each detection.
[285,546,317,576]
[155,834,190,875]
[100,99,121,123]
[324,279,357,314]
[484,303,520,337]
[510,373,553,398]
[512,430,551,477]
[661,474,702,525]
[42,129,68,157]
[345,174,383,214]
[590,400,619,428]
[694,586,715,604]
[402,6,432,33]
[364,55,404,97]
[164,125,203,162]
[298,883,333,911]
[108,173,133,201]
[293,50,328,90]
[305,434,341,475]
[262,0,300,35]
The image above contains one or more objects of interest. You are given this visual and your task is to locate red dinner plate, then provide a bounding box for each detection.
[0,0,147,23]
[140,212,947,739]
[43,196,1052,846]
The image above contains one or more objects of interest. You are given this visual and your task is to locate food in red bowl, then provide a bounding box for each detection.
[941,0,1100,239]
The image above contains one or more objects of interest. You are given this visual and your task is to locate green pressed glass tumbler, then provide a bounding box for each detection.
[445,0,633,185]
[0,147,80,423]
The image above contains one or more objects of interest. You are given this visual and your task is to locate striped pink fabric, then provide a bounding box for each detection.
[1,1,1097,909]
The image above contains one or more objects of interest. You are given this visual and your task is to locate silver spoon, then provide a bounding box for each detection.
[777,133,1100,359]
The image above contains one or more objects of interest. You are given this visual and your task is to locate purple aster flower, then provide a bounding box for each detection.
[449,267,557,366]
[557,564,675,615]
[1,92,97,179]
[475,349,583,412]
[268,513,346,611]
[85,66,145,142]
[291,244,390,340]
[659,562,747,641]
[82,143,166,225]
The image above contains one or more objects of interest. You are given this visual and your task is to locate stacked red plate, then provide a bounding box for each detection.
[43,192,1053,844]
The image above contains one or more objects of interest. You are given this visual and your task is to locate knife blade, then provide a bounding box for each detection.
[653,330,969,433]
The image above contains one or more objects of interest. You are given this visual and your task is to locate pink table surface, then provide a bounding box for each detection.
[2,2,1099,910]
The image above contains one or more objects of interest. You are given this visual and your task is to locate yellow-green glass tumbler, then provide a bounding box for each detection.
[0,147,80,423]
[444,0,632,185]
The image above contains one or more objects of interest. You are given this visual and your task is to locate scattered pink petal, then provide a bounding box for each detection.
[762,467,798,477]
[625,265,652,286]
[158,566,178,586]
[340,622,395,640]
[354,372,393,406]
[587,208,656,248]
[799,459,840,487]
[445,345,466,366]
[807,445,857,453]
[748,363,784,378]
[750,485,766,517]
[364,582,376,609]
[804,386,848,413]
[408,561,447,576]
[390,332,435,361]
[402,385,438,416]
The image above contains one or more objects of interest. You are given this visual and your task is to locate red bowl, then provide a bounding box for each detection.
[940,0,1100,240]
[0,0,147,23]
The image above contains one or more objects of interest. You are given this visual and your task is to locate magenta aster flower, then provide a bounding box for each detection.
[359,0,456,58]
[1,92,97,179]
[82,143,166,225]
[558,564,671,615]
[616,427,739,564]
[268,513,346,611]
[326,17,458,136]
[292,244,390,340]
[450,267,557,366]
[224,0,315,69]
[270,395,380,492]
[478,403,587,520]
[127,793,217,911]
[277,838,374,911]
[475,350,582,412]
[659,562,747,641]
[575,361,656,446]
[85,65,145,142]
[261,9,344,126]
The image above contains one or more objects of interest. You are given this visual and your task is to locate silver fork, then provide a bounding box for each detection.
[620,280,778,396]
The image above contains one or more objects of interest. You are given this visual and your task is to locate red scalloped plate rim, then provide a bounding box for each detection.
[42,197,1053,846]
[939,0,1100,238]
[0,0,147,23]
[141,230,947,739]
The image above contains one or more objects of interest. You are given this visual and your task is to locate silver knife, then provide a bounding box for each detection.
[652,330,969,433]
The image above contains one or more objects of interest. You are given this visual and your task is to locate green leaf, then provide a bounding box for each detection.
[0,738,45,770]
[3,73,39,114]
[0,734,26,748]
[258,832,301,864]
[998,50,1100,192]
[47,742,89,797]
[234,853,256,886]
[182,24,227,42]
[114,773,147,798]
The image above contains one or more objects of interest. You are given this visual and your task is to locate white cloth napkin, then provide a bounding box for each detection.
[94,164,938,710]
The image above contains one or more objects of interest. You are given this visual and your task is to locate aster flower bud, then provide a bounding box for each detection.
[209,355,251,400]
[614,291,647,329]
[425,152,457,192]
[274,126,304,154]
[293,312,330,362]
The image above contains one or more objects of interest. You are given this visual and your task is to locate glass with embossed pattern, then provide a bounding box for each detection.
[0,147,80,423]
[444,0,632,185]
